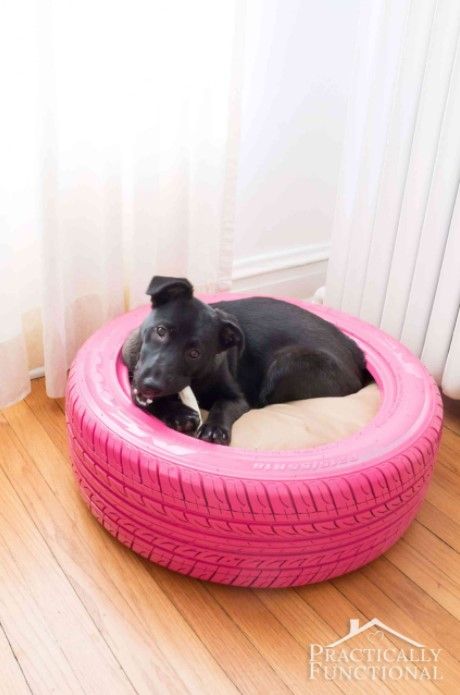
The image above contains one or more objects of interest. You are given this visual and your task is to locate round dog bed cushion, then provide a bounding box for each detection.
[207,382,380,451]
[65,294,443,588]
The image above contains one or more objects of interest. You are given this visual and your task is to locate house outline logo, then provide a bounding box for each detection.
[308,617,443,682]
[326,618,425,649]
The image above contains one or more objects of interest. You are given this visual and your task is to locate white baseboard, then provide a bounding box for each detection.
[232,242,330,298]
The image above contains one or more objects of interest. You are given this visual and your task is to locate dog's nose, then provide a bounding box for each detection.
[139,375,164,395]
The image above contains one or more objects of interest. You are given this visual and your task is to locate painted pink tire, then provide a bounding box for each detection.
[65,294,443,588]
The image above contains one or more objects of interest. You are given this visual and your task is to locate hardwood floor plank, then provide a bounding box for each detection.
[384,537,460,620]
[436,428,460,476]
[432,460,460,496]
[415,501,460,553]
[360,555,460,660]
[424,477,460,526]
[442,396,460,436]
[143,561,293,695]
[206,583,341,695]
[0,623,32,695]
[399,520,460,589]
[56,397,66,414]
[0,454,135,695]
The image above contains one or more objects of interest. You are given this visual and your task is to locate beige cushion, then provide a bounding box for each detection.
[201,383,381,451]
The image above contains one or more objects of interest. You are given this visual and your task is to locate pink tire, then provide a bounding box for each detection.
[66,294,443,588]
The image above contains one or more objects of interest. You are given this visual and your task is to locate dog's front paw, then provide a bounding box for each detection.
[163,404,201,434]
[197,423,231,446]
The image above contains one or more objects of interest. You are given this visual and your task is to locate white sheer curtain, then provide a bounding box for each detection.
[325,0,460,399]
[0,0,246,406]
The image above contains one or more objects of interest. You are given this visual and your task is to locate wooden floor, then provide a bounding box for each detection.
[0,379,459,695]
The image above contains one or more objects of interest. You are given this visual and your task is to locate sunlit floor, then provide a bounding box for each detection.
[0,379,459,694]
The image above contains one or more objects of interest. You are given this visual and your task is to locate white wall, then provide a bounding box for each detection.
[233,0,361,296]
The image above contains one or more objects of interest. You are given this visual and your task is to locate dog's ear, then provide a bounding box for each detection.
[146,276,193,306]
[121,328,142,372]
[215,309,245,356]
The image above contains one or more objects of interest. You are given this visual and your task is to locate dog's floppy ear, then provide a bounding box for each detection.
[215,309,245,356]
[146,276,193,306]
[121,328,142,372]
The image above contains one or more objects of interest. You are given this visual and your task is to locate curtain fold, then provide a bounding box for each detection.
[325,0,460,399]
[0,0,246,405]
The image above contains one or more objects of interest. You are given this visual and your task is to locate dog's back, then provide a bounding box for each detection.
[211,297,369,407]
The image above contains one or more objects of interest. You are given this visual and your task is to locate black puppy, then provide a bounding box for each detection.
[122,275,369,445]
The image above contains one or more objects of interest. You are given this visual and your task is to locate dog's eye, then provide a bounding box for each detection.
[189,348,201,359]
[156,326,167,338]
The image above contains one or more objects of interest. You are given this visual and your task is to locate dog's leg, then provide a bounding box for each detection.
[259,346,364,406]
[197,395,250,445]
[147,395,201,435]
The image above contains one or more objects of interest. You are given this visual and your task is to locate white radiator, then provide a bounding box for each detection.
[325,0,460,399]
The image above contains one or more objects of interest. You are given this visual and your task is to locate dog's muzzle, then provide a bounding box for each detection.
[132,387,154,407]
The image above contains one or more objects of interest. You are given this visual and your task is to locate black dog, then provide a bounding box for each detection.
[122,275,370,445]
